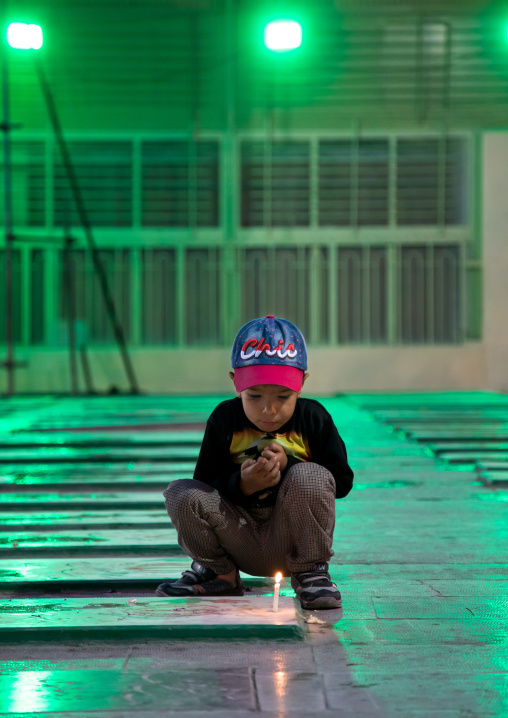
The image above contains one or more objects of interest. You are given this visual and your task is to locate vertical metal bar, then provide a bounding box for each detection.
[363,245,370,344]
[44,248,56,348]
[427,244,435,343]
[46,134,53,230]
[131,247,141,346]
[389,135,397,227]
[310,136,318,229]
[189,135,198,231]
[132,137,141,229]
[386,243,397,344]
[350,129,359,229]
[458,242,466,343]
[21,245,30,347]
[329,245,338,345]
[309,245,320,345]
[438,133,446,230]
[264,133,271,230]
[176,246,186,346]
[1,43,15,394]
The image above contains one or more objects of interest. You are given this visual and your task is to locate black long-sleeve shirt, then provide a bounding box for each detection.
[193,397,354,508]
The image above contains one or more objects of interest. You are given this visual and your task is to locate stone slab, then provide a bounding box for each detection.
[479,472,508,487]
[0,431,203,447]
[412,432,508,442]
[372,596,508,619]
[0,669,254,713]
[0,596,302,639]
[437,452,508,464]
[0,473,190,487]
[423,580,508,596]
[428,442,508,453]
[0,669,263,713]
[0,511,169,529]
[0,529,178,553]
[0,472,186,495]
[0,461,196,475]
[332,617,508,644]
[0,493,163,509]
[476,461,508,471]
[2,557,507,588]
[0,557,265,587]
[0,447,200,462]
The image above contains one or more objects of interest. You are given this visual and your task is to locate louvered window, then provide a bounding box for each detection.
[241,141,310,227]
[396,138,467,225]
[58,249,131,344]
[239,248,311,337]
[1,142,45,228]
[141,249,177,344]
[141,141,219,227]
[54,142,132,227]
[318,140,389,226]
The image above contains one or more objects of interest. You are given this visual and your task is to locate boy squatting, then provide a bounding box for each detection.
[157,315,354,610]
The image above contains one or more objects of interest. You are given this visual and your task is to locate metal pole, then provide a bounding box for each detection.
[33,54,140,394]
[1,40,15,395]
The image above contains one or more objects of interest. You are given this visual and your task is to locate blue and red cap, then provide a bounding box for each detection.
[231,315,307,393]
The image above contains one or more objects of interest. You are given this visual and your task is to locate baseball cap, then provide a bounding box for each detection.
[231,315,307,393]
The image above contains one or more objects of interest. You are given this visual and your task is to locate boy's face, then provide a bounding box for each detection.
[230,374,308,432]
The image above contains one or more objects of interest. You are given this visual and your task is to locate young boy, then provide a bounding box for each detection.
[157,315,354,609]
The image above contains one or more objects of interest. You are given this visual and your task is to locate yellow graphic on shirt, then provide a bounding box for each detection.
[230,429,311,464]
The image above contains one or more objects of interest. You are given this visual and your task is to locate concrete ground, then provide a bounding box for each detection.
[0,393,507,717]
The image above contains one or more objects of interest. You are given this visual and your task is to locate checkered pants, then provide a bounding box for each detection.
[163,462,336,577]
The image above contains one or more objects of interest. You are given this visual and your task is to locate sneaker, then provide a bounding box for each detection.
[156,560,244,597]
[291,563,342,610]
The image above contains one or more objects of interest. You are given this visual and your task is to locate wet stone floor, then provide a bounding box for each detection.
[0,393,507,717]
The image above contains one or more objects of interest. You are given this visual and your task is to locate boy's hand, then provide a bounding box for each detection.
[240,455,281,496]
[261,442,288,472]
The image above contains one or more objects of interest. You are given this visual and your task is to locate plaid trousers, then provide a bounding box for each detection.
[163,462,336,577]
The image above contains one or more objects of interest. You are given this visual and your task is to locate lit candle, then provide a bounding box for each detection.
[273,571,282,612]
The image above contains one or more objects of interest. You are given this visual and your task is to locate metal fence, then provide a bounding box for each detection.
[0,243,465,347]
[0,132,474,348]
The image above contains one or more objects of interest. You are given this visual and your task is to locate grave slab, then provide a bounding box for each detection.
[0,431,204,447]
[0,473,190,487]
[479,472,508,487]
[0,493,164,509]
[0,461,195,475]
[0,510,169,530]
[0,446,200,462]
[0,669,254,713]
[372,596,508,619]
[0,596,302,640]
[0,528,178,553]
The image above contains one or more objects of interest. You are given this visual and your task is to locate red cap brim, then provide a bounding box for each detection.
[233,365,303,393]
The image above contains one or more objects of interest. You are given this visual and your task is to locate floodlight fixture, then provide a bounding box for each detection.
[7,22,43,50]
[264,20,302,52]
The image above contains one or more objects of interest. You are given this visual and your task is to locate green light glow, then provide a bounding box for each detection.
[264,20,302,52]
[6,22,43,50]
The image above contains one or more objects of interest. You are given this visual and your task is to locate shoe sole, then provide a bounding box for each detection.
[300,596,342,610]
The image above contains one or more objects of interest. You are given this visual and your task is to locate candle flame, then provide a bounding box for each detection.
[275,572,282,583]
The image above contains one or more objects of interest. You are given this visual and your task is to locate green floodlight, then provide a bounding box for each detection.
[7,22,43,50]
[264,20,302,52]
